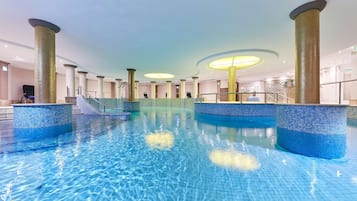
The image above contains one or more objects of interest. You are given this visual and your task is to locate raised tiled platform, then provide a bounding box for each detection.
[123,101,140,112]
[195,103,347,159]
[195,103,275,117]
[13,104,73,138]
[277,104,346,159]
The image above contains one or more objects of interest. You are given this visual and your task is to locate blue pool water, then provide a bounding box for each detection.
[0,107,357,200]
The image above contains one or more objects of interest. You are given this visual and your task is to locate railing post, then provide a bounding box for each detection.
[216,93,218,103]
[338,82,342,104]
[240,93,242,103]
[264,93,267,103]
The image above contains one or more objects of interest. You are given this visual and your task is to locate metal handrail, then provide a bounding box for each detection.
[320,79,357,104]
[198,92,279,103]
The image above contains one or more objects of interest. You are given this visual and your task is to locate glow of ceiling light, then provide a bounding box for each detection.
[145,131,174,150]
[14,56,24,61]
[2,66,8,71]
[209,149,260,171]
[209,56,262,70]
[279,76,288,80]
[3,44,8,48]
[282,60,286,64]
[265,78,273,81]
[144,73,175,79]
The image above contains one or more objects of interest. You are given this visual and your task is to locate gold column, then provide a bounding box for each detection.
[29,19,60,103]
[290,0,326,104]
[228,66,236,102]
[127,68,136,102]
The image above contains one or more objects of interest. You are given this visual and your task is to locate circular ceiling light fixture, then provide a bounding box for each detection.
[209,56,262,70]
[144,73,175,79]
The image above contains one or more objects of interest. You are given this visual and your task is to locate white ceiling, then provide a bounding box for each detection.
[0,0,357,83]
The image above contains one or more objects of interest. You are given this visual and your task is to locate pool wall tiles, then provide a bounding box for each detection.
[140,98,197,108]
[276,105,347,159]
[347,106,357,119]
[13,104,72,128]
[195,103,276,117]
[123,101,140,112]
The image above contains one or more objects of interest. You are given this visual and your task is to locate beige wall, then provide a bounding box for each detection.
[199,80,218,101]
[86,79,112,98]
[0,66,8,100]
[139,83,151,99]
[9,66,34,102]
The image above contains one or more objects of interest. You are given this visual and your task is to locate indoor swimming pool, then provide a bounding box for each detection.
[0,107,356,200]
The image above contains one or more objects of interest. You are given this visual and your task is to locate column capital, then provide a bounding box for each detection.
[135,80,139,83]
[64,64,77,68]
[150,81,156,84]
[28,18,61,33]
[180,79,186,82]
[290,0,326,20]
[192,76,199,79]
[96,75,104,79]
[166,81,172,83]
[77,71,88,74]
[115,78,122,81]
[127,68,136,72]
[0,60,10,65]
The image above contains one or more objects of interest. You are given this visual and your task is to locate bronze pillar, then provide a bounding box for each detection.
[29,19,60,103]
[127,68,136,102]
[290,0,326,104]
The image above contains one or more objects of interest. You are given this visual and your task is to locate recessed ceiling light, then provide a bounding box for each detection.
[144,73,175,79]
[282,60,286,64]
[209,56,262,70]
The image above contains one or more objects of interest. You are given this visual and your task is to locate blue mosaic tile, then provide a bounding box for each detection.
[277,105,346,135]
[13,124,73,141]
[123,101,140,112]
[195,103,276,117]
[13,104,72,128]
[277,127,346,159]
[347,106,357,119]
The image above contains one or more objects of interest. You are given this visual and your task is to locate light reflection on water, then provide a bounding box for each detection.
[0,107,356,200]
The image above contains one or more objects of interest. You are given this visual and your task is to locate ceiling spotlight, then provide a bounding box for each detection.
[2,66,8,72]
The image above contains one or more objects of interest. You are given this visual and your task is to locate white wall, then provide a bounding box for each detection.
[199,80,218,101]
